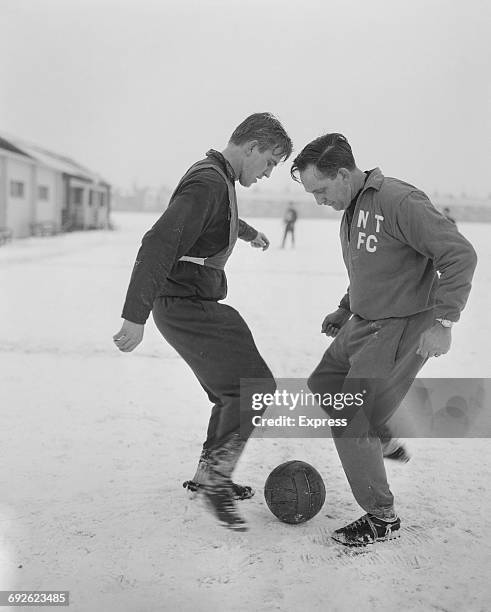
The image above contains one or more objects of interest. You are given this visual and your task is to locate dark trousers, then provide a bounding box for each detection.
[308,310,433,517]
[282,223,295,248]
[152,297,274,450]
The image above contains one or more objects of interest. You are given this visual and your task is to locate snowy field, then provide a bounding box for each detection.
[0,211,490,612]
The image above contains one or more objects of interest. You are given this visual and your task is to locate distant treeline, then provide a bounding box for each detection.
[112,189,491,222]
[237,198,491,222]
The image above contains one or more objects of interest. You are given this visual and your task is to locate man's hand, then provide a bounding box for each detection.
[321,308,351,337]
[416,323,452,359]
[113,320,144,352]
[250,232,270,251]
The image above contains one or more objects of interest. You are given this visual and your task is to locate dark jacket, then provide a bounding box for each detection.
[122,151,257,324]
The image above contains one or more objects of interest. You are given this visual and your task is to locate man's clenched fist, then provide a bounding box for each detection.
[321,308,351,337]
[113,320,144,352]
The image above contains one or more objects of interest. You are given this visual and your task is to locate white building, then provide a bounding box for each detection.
[0,134,111,238]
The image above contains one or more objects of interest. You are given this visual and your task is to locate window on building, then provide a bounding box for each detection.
[90,191,105,207]
[38,185,49,200]
[99,192,106,207]
[70,187,84,205]
[10,181,25,198]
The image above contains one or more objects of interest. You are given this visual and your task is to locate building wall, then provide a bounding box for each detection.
[0,146,111,237]
[102,188,111,228]
[35,166,58,223]
[68,178,88,229]
[66,180,111,230]
[55,173,65,224]
[87,187,99,228]
[0,155,7,227]
[5,157,33,238]
[88,186,110,229]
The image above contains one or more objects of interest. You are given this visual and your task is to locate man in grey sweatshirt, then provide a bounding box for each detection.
[291,133,477,547]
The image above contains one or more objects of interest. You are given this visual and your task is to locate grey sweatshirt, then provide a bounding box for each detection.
[339,168,477,322]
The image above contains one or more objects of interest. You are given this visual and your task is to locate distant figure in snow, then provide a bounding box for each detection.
[442,206,457,225]
[281,202,298,248]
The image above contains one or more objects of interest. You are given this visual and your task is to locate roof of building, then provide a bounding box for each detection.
[0,132,109,186]
[0,135,33,159]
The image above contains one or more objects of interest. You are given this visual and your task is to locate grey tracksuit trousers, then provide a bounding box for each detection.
[308,309,434,518]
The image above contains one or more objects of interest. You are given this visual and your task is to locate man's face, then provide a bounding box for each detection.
[239,144,284,187]
[299,164,352,211]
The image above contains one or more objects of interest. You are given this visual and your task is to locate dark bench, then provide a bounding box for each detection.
[30,221,59,237]
[0,227,13,245]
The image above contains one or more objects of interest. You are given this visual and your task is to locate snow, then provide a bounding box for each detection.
[0,212,490,611]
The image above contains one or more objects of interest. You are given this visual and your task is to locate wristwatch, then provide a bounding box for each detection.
[436,318,453,328]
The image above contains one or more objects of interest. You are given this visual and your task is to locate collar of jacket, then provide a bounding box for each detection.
[205,149,237,182]
[361,167,384,193]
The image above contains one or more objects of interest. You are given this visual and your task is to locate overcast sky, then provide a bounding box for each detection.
[1,0,490,197]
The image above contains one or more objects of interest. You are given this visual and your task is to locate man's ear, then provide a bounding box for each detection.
[338,167,351,182]
[244,140,259,156]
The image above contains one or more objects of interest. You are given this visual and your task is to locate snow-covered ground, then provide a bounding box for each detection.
[0,212,490,612]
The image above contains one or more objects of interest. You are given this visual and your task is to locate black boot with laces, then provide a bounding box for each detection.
[183,447,255,500]
[198,434,249,531]
[332,513,401,547]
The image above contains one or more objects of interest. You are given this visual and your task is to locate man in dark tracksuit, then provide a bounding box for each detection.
[113,113,292,530]
[281,202,298,248]
[291,133,477,547]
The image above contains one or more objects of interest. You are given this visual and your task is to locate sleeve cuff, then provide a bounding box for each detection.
[121,309,150,325]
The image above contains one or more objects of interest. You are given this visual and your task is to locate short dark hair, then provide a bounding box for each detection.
[230,112,293,161]
[290,133,355,182]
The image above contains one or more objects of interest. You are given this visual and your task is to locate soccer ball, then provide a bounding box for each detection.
[264,460,326,524]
